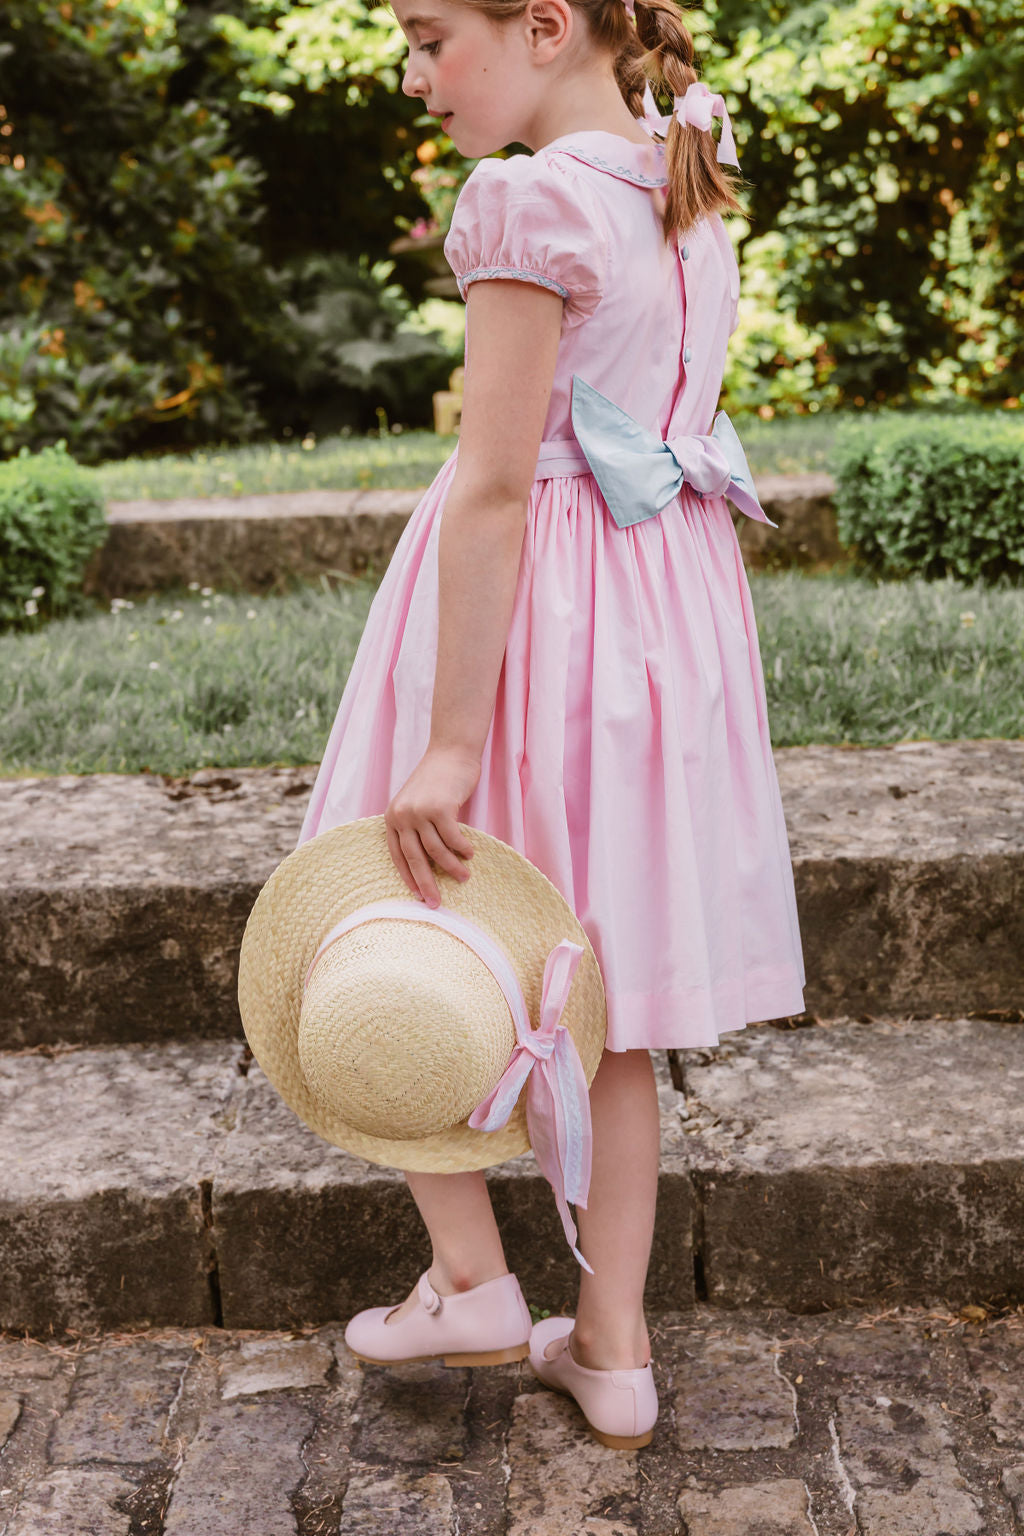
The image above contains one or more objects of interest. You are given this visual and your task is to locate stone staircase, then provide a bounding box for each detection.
[2,740,1022,1335]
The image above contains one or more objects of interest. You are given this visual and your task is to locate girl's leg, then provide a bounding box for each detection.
[568,1047,661,1370]
[385,1169,511,1323]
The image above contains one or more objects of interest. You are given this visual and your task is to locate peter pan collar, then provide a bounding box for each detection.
[543,130,668,189]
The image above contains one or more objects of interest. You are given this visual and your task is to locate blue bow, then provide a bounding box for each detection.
[569,374,775,530]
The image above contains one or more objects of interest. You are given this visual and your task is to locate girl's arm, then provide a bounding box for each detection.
[385,278,563,906]
[432,278,563,756]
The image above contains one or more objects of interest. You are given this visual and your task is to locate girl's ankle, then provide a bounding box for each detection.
[428,1261,509,1296]
[569,1324,651,1372]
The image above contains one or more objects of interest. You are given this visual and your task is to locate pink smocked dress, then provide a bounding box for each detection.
[298,130,806,1050]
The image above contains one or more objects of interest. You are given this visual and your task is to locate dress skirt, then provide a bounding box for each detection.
[298,453,806,1051]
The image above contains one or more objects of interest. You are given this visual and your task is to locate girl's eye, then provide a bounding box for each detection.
[419,40,440,54]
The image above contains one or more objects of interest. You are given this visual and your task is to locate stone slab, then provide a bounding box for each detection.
[162,1398,315,1535]
[735,472,842,571]
[211,1057,695,1327]
[0,1041,242,1332]
[2,740,1022,1049]
[50,1337,192,1465]
[0,1389,22,1445]
[2,1306,1023,1536]
[778,739,1024,1020]
[671,1329,797,1450]
[0,766,314,1049]
[506,1391,640,1536]
[84,476,837,600]
[3,1017,1024,1330]
[339,1469,456,1535]
[3,1467,135,1536]
[682,1017,1024,1309]
[677,1479,817,1536]
[835,1393,984,1534]
[85,487,420,597]
[218,1335,333,1400]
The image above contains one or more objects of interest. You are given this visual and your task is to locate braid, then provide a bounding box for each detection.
[620,0,744,237]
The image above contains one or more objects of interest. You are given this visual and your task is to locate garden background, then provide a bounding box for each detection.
[0,0,1022,775]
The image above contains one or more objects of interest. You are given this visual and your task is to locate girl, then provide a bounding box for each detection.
[297,0,805,1446]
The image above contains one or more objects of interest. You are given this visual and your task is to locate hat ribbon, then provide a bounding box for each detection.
[306,898,595,1272]
[640,80,740,167]
[468,934,594,1273]
[569,373,776,531]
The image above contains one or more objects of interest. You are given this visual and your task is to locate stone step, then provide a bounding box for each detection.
[1,1018,1020,1334]
[2,741,1022,1049]
[3,1303,1021,1536]
[82,474,840,598]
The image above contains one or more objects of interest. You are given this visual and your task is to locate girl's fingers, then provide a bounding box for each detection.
[385,822,412,893]
[420,819,472,883]
[398,826,441,907]
[386,821,421,900]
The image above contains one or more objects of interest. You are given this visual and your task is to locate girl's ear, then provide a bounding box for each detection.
[522,0,574,57]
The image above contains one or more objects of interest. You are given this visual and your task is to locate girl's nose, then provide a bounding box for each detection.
[402,59,426,98]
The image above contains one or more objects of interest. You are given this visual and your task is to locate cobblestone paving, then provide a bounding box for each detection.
[2,1305,1022,1535]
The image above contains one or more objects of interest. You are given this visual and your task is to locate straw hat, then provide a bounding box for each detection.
[237,815,607,1174]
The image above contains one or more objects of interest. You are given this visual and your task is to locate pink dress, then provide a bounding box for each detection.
[298,130,806,1051]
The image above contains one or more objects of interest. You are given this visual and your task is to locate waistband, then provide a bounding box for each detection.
[534,438,592,481]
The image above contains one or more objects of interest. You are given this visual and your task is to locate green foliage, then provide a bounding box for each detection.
[0,443,107,629]
[5,0,1023,454]
[0,0,290,460]
[707,0,1024,409]
[833,416,1024,582]
[279,254,462,434]
[0,0,440,460]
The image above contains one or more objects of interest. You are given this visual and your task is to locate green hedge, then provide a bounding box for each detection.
[0,444,107,628]
[834,417,1024,584]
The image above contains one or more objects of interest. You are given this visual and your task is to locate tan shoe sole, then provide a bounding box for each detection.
[590,1423,655,1450]
[347,1341,530,1368]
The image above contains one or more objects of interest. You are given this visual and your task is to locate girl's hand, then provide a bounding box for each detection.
[384,744,480,907]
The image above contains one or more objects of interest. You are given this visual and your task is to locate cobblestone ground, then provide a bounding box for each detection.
[2,1305,1023,1536]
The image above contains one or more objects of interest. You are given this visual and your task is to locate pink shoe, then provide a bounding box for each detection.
[344,1271,532,1368]
[529,1316,658,1449]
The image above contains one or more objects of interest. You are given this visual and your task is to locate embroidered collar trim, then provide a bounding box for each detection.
[544,131,669,189]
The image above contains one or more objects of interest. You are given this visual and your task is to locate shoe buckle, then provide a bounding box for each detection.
[417,1272,443,1315]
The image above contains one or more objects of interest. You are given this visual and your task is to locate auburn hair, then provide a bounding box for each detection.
[455,0,744,238]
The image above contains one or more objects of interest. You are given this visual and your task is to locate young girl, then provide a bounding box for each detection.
[297,0,805,1446]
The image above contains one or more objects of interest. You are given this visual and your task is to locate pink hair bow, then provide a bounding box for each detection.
[641,79,740,167]
[469,938,595,1273]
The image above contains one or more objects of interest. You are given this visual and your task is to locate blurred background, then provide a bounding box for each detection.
[1,0,1021,463]
[1,0,1022,779]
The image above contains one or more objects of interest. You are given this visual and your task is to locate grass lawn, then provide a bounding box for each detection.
[2,572,1020,778]
[85,410,975,502]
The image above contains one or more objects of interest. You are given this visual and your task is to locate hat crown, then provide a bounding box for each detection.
[298,919,516,1140]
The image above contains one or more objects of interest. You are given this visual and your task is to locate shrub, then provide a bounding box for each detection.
[269,253,463,436]
[834,416,1024,584]
[0,443,107,628]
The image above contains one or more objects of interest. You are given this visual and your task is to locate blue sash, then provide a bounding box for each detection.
[533,374,775,530]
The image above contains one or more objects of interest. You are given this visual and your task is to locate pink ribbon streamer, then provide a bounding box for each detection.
[468,937,593,1273]
[641,79,740,167]
[306,897,595,1272]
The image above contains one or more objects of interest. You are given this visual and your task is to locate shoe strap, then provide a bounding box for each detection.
[417,1272,443,1315]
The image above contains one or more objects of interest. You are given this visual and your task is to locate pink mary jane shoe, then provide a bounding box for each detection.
[344,1270,532,1368]
[529,1316,658,1450]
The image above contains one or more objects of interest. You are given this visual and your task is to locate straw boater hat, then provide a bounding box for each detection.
[237,815,607,1264]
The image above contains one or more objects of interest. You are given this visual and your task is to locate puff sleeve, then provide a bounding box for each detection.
[443,152,609,330]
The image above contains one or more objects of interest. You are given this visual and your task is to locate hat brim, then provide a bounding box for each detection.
[237,816,607,1173]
